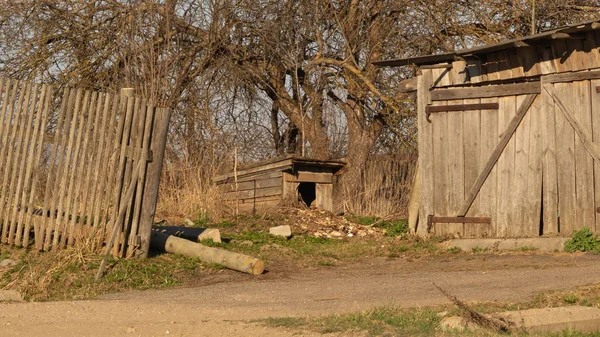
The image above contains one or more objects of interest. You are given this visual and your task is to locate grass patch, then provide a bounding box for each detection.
[472,247,488,253]
[0,247,210,301]
[265,306,441,337]
[447,247,462,254]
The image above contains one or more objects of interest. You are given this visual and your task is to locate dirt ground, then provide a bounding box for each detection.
[2,252,600,336]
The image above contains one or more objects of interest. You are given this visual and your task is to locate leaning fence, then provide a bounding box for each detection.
[0,78,170,257]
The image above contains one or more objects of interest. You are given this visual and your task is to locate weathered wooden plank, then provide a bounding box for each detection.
[539,46,557,75]
[286,171,333,184]
[219,177,283,193]
[551,39,570,73]
[462,98,481,238]
[425,103,498,114]
[50,89,83,250]
[417,71,434,235]
[138,107,171,258]
[484,53,500,82]
[431,99,449,235]
[213,159,294,183]
[542,69,600,84]
[65,91,97,247]
[281,172,300,205]
[450,60,468,85]
[59,90,91,249]
[41,88,71,250]
[508,51,525,78]
[495,51,513,79]
[457,94,537,217]
[432,68,455,236]
[541,85,559,235]
[4,83,33,244]
[496,95,517,237]
[217,170,284,184]
[566,38,587,72]
[222,186,283,200]
[12,84,41,246]
[109,95,135,255]
[78,92,105,236]
[7,83,37,245]
[91,94,121,243]
[315,183,333,211]
[518,46,541,77]
[466,59,486,84]
[118,97,143,256]
[584,32,600,67]
[428,216,491,224]
[549,83,577,234]
[431,82,540,101]
[525,93,543,237]
[0,81,25,243]
[23,85,53,248]
[127,101,155,257]
[0,78,11,238]
[478,97,499,238]
[511,95,532,237]
[573,80,596,232]
[593,79,600,232]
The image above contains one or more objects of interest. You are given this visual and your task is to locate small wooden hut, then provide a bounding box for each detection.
[214,156,345,214]
[375,20,600,238]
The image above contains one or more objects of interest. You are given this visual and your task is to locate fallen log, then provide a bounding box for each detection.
[150,231,264,275]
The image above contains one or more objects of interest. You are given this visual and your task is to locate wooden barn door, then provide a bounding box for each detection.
[541,77,600,235]
[427,92,543,238]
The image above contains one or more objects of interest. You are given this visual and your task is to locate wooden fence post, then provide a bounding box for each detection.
[138,107,171,257]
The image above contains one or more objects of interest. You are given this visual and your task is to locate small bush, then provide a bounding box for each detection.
[472,247,488,253]
[564,228,600,252]
[447,247,462,254]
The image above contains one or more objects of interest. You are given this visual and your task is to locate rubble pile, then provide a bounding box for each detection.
[282,209,385,239]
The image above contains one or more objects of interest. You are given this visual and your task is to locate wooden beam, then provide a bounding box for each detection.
[551,32,585,40]
[543,84,600,165]
[420,64,453,69]
[457,94,538,216]
[426,103,499,113]
[431,82,540,101]
[542,70,600,84]
[427,215,491,226]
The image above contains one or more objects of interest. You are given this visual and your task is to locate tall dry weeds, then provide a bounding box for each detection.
[338,154,417,218]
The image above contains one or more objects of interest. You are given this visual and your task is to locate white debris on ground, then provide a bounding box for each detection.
[282,209,385,239]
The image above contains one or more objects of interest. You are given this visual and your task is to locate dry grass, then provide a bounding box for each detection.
[340,155,416,218]
[156,164,223,225]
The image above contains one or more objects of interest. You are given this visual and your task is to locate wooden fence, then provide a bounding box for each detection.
[0,78,170,257]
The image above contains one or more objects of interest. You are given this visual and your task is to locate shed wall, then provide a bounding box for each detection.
[418,70,600,237]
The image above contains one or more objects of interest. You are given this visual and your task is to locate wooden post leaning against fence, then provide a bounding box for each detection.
[138,107,171,257]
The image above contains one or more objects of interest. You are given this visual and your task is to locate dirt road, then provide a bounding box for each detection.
[2,253,600,336]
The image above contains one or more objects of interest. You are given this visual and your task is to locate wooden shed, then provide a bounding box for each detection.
[214,156,345,214]
[375,20,600,238]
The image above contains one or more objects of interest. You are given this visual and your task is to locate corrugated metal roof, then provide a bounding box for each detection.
[374,19,600,67]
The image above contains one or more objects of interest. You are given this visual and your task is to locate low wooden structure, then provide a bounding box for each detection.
[214,156,345,214]
[0,78,170,257]
[375,19,600,238]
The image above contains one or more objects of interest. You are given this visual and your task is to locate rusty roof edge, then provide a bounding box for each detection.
[374,19,600,67]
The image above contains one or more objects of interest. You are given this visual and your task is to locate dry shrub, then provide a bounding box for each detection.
[155,163,223,224]
[339,154,416,218]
